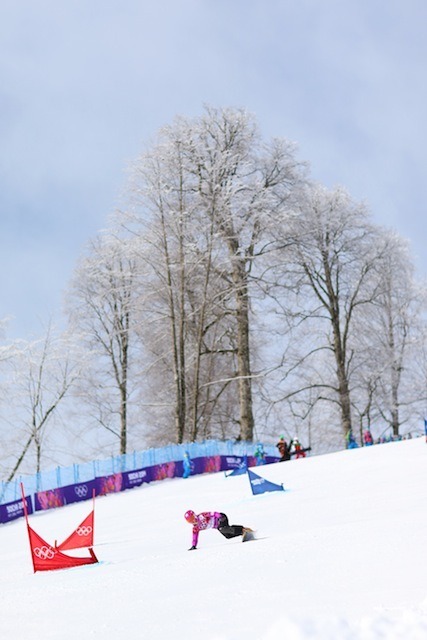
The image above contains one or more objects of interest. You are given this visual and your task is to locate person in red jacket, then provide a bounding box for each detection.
[184,510,253,549]
[292,437,306,458]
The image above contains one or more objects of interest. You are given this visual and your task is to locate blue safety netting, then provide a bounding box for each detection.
[0,440,276,505]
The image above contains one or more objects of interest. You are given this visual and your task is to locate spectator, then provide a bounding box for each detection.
[346,429,359,449]
[182,451,192,478]
[276,436,292,462]
[292,437,306,458]
[254,443,266,466]
[363,429,374,446]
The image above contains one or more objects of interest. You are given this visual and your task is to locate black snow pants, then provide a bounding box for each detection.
[217,513,244,539]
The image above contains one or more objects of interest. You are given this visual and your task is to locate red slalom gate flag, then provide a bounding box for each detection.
[27,525,98,572]
[56,488,96,551]
[20,483,98,573]
[56,509,94,551]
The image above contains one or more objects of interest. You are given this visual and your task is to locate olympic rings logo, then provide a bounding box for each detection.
[76,526,93,537]
[74,485,88,498]
[34,546,55,560]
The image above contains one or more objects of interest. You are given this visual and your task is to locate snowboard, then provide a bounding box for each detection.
[242,530,255,542]
[290,446,311,457]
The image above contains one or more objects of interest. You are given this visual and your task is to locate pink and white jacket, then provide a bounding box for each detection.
[191,512,222,547]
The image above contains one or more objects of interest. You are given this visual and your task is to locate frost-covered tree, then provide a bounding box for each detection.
[67,232,142,455]
[119,106,304,443]
[355,232,427,437]
[272,184,386,443]
[4,325,83,479]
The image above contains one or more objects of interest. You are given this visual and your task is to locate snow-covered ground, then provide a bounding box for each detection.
[1,437,426,639]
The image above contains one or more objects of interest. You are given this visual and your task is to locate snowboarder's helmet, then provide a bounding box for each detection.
[184,510,196,523]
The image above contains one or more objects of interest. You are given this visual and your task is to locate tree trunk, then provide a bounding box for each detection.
[336,359,352,438]
[6,434,34,483]
[232,257,254,441]
[330,304,353,439]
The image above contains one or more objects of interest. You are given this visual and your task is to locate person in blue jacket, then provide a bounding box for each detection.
[346,429,359,449]
[254,443,266,465]
[183,452,192,478]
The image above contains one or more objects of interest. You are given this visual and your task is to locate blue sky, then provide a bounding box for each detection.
[1,0,427,339]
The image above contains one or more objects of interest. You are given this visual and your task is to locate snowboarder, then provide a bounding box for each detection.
[276,436,291,461]
[291,437,306,458]
[184,510,254,549]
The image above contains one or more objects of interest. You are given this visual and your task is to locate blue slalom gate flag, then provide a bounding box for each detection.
[424,419,427,442]
[225,455,248,476]
[248,469,284,495]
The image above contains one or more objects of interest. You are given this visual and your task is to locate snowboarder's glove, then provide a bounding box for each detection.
[188,545,197,551]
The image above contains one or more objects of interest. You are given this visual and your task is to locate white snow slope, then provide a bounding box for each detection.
[1,437,426,640]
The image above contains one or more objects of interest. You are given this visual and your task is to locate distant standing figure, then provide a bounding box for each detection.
[276,436,291,462]
[183,452,192,478]
[363,429,374,446]
[346,429,359,449]
[184,511,254,549]
[254,443,266,465]
[292,437,306,458]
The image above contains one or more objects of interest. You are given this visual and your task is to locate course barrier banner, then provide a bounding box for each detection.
[35,481,97,511]
[63,480,97,505]
[96,473,123,496]
[32,453,281,512]
[122,467,152,490]
[34,488,65,511]
[0,495,33,524]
